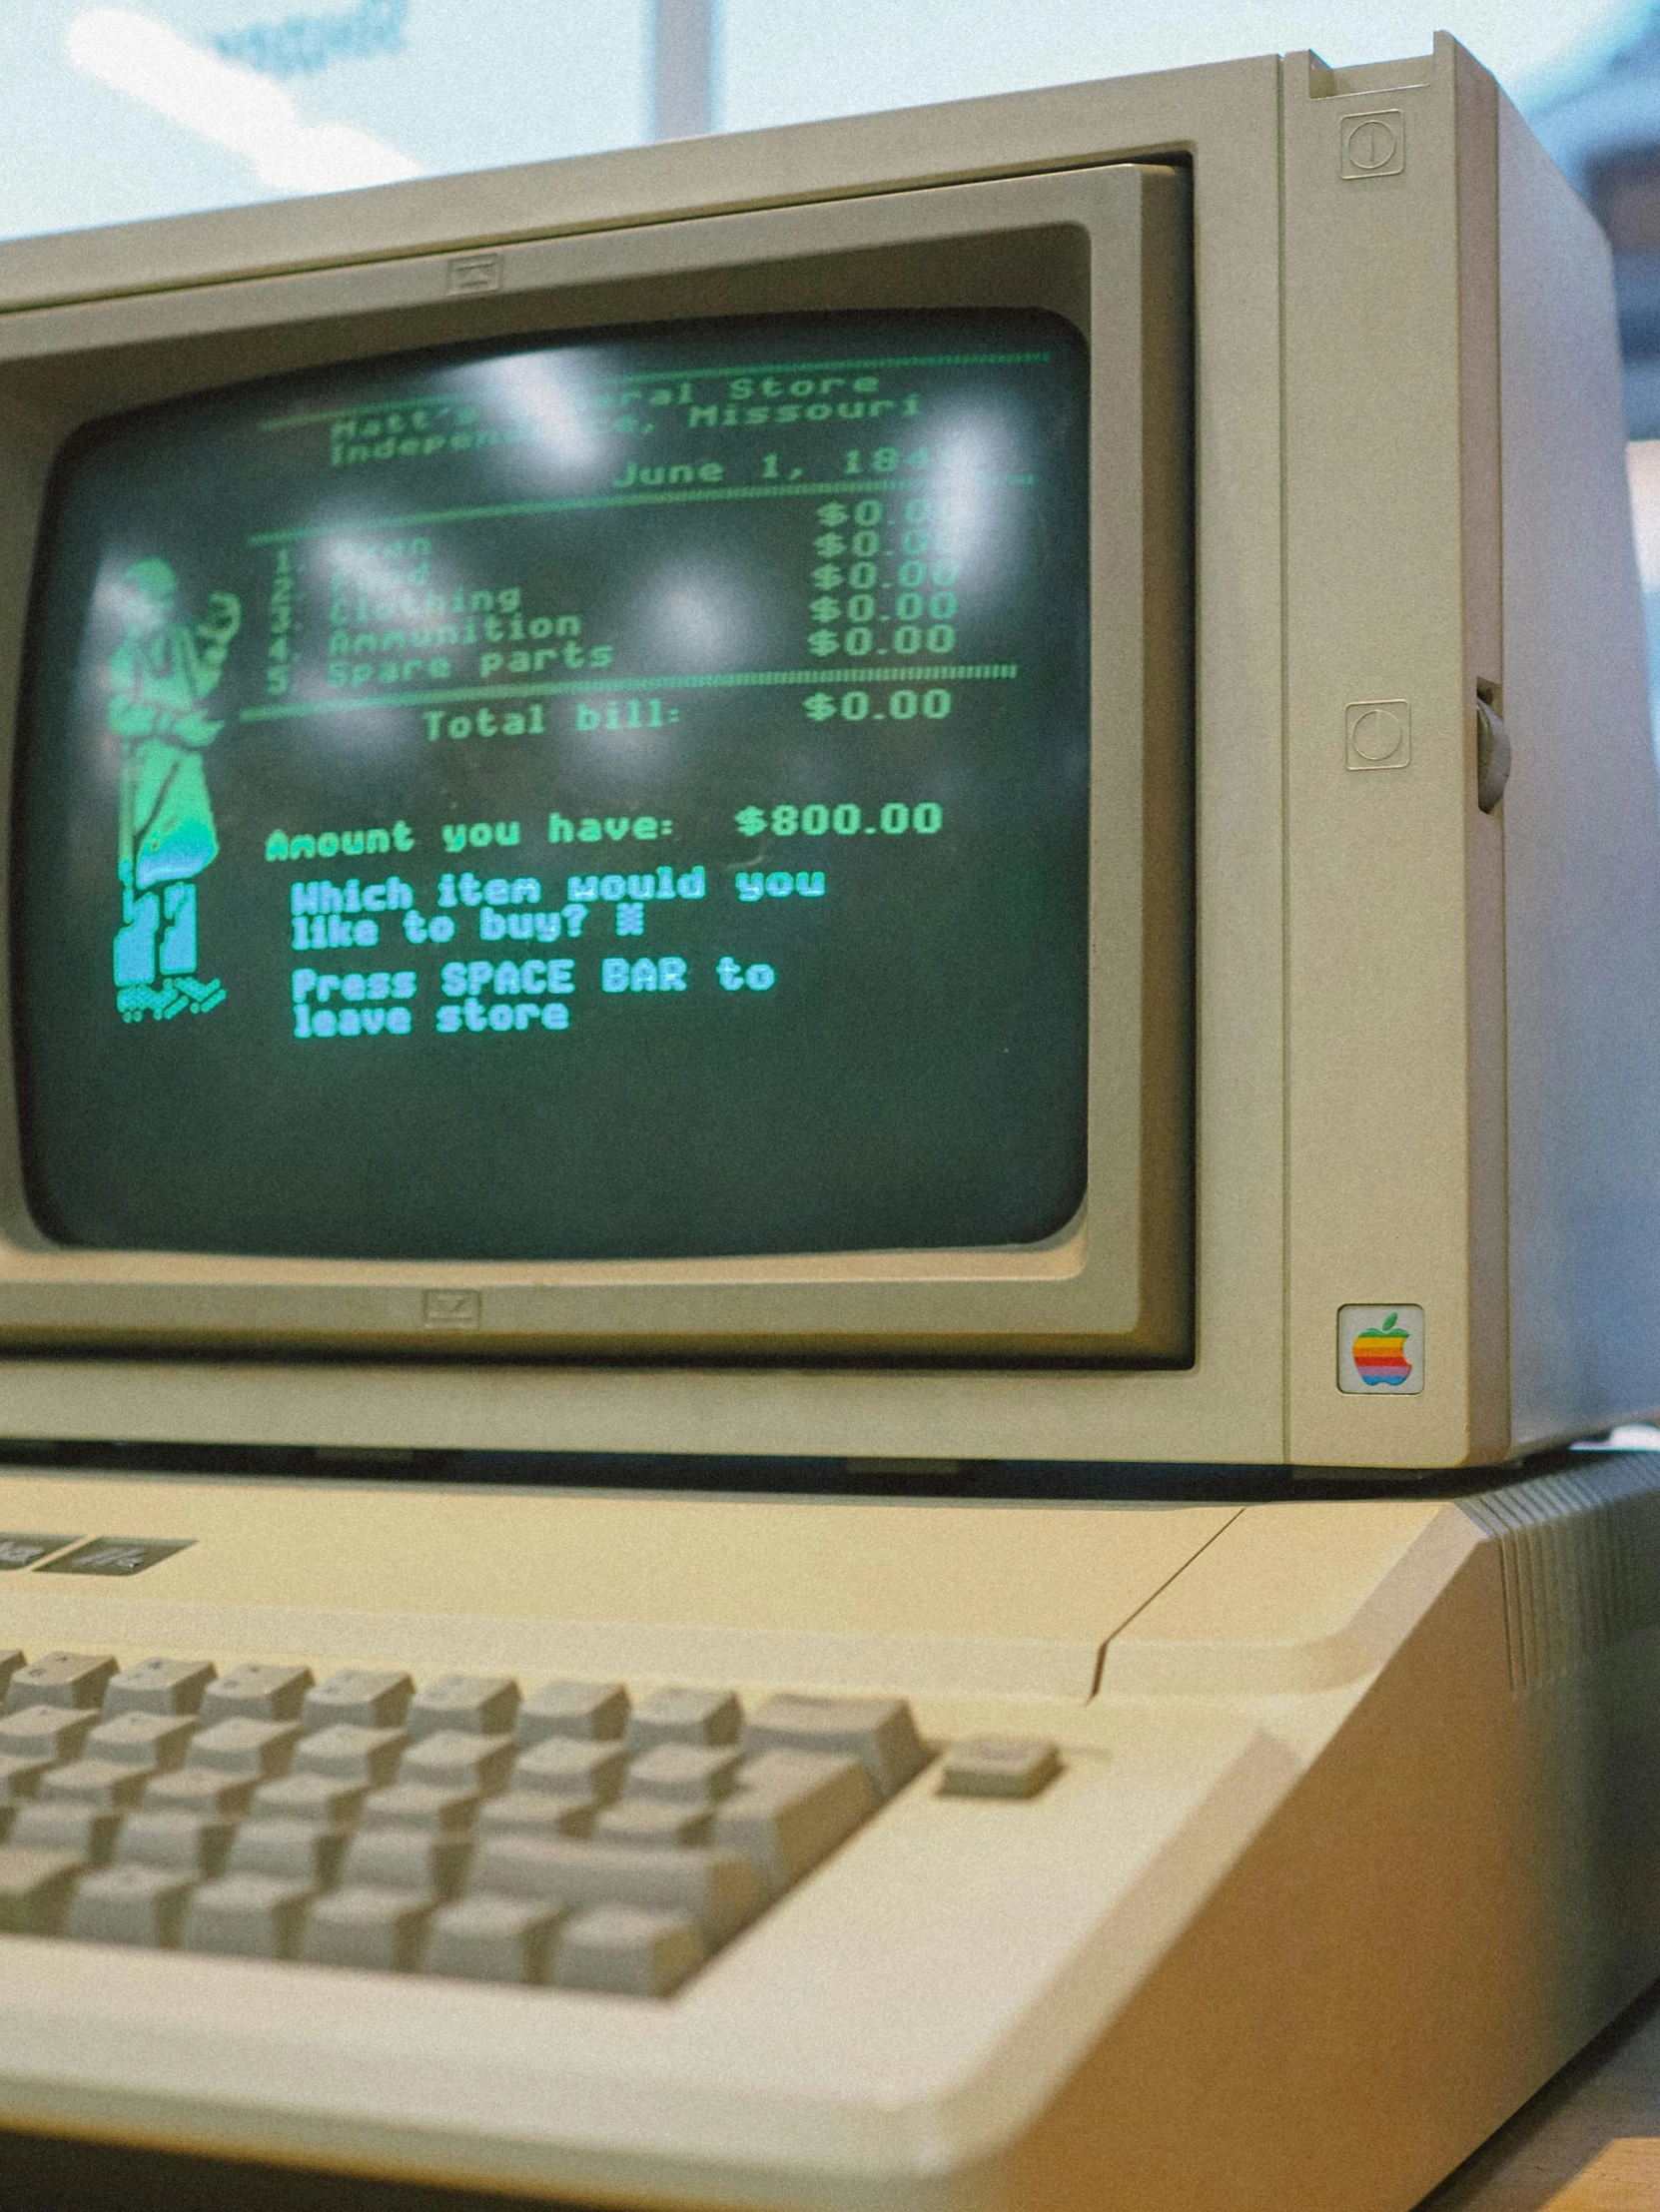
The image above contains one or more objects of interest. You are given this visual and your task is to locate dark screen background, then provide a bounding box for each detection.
[13,311,1090,1262]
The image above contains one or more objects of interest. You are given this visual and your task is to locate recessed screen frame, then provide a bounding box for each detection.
[0,162,1192,1361]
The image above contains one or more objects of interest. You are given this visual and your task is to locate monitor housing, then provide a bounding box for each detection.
[0,33,1657,1474]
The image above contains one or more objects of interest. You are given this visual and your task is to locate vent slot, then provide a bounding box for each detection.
[1462,1455,1660,1691]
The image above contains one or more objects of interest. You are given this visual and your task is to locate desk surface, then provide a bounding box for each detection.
[1423,1980,1660,2210]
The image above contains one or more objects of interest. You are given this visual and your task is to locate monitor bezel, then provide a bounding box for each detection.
[0,162,1191,1363]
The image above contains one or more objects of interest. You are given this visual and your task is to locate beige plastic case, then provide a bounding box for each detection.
[0,37,1654,1466]
[0,39,1658,2207]
[0,1448,1656,2211]
[0,39,1655,1466]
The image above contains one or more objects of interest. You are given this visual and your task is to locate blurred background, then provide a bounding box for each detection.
[4,0,1660,724]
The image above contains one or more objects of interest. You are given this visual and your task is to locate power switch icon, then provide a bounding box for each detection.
[1340,110,1405,180]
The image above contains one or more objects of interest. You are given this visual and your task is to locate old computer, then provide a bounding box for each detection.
[0,28,1657,2211]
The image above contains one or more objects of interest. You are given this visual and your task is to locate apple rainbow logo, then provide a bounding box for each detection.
[1351,1313,1413,1387]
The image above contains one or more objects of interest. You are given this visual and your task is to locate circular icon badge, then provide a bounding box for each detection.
[1346,119,1398,173]
[1348,706,1405,763]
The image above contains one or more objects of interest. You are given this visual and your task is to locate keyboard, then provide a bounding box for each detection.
[0,1648,1060,1996]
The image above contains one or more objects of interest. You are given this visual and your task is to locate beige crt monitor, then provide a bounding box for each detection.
[0,32,1653,1473]
[1,29,1660,2212]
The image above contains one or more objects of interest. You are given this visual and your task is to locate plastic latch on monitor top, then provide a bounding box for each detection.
[1336,1306,1424,1395]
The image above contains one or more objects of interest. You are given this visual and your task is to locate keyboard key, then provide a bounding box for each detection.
[741,1696,929,1799]
[400,1730,515,1796]
[0,1656,922,1994]
[475,1793,594,1843]
[228,1823,351,1886]
[627,1688,742,1752]
[11,1803,121,1865]
[182,1873,314,1959]
[513,1738,627,1803]
[940,1737,1062,1800]
[713,1752,876,1889]
[200,1664,313,1725]
[406,1675,518,1741]
[358,1783,478,1835]
[143,1769,257,1818]
[0,1707,97,1764]
[116,1812,236,1877]
[593,1801,711,1848]
[301,1885,431,1972]
[3,1653,118,1715]
[248,1774,370,1828]
[0,1847,83,1932]
[340,1828,470,1899]
[300,1671,414,1734]
[0,1755,53,1806]
[103,1659,216,1719]
[552,1904,706,1997]
[85,1712,197,1773]
[293,1725,407,1788]
[187,1718,302,1781]
[423,1895,563,1983]
[625,1744,743,1805]
[516,1681,628,1748]
[66,1864,195,1947]
[470,1837,765,1945]
[38,1761,150,1812]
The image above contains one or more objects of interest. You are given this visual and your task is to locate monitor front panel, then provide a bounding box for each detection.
[0,161,1191,1362]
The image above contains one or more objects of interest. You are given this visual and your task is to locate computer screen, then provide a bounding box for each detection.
[14,311,1090,1264]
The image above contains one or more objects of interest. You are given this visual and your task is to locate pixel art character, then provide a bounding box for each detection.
[108,559,241,1022]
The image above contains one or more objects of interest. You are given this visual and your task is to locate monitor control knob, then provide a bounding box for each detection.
[1476,698,1512,814]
